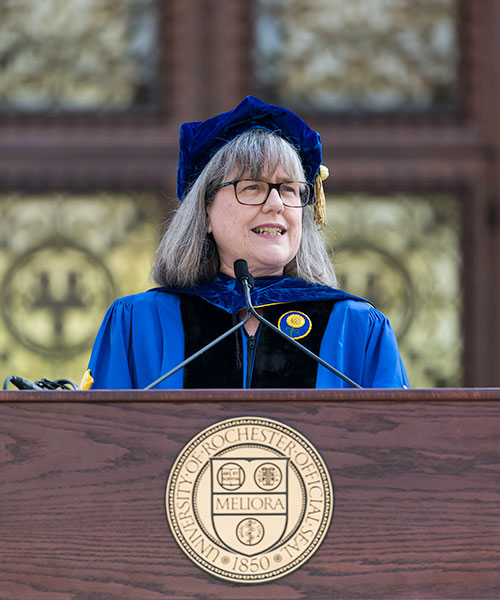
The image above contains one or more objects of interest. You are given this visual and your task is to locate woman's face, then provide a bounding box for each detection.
[207,166,303,278]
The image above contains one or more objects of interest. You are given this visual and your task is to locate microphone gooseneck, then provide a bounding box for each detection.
[234,259,363,389]
[145,260,362,390]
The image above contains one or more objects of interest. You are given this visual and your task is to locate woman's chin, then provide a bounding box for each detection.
[219,250,293,278]
[244,259,287,278]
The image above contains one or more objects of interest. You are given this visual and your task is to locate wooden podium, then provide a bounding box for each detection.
[1,389,499,599]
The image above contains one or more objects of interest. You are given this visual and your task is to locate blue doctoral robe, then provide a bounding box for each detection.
[87,274,409,389]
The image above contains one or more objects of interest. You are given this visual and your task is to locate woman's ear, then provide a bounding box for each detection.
[206,204,213,234]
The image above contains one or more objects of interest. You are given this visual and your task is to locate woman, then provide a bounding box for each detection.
[84,96,409,389]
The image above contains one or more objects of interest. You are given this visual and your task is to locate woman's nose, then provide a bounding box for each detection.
[262,187,284,211]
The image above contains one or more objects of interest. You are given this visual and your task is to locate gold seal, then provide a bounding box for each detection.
[166,416,334,583]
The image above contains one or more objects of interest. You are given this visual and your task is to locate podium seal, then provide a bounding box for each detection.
[166,416,334,583]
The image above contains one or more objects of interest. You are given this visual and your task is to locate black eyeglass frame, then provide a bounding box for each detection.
[216,179,314,208]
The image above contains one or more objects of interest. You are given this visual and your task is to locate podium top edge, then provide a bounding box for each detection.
[1,388,500,402]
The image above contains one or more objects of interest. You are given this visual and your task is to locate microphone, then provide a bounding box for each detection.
[234,259,255,291]
[234,259,362,389]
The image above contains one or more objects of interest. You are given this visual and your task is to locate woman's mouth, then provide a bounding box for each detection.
[252,226,285,236]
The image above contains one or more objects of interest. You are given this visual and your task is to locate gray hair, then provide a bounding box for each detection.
[152,129,337,288]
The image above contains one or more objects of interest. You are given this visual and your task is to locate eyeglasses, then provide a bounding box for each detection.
[217,179,313,208]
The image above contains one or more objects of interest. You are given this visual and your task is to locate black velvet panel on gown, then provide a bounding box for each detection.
[181,295,334,388]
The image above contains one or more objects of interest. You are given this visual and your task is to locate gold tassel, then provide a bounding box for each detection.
[313,165,329,229]
[79,369,94,390]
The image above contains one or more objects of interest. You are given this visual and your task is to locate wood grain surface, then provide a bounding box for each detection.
[0,389,499,599]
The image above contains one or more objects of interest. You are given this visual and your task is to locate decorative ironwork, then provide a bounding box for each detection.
[324,194,462,387]
[0,193,161,384]
[254,0,459,112]
[2,242,114,358]
[0,0,160,112]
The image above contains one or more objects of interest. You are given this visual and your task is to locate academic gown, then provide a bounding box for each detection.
[87,274,409,390]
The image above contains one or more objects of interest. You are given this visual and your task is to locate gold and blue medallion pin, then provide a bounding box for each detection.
[278,311,312,340]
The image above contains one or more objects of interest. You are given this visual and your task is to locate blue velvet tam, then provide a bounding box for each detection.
[176,95,322,201]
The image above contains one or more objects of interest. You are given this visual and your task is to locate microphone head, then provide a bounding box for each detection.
[233,259,249,280]
[233,259,255,291]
